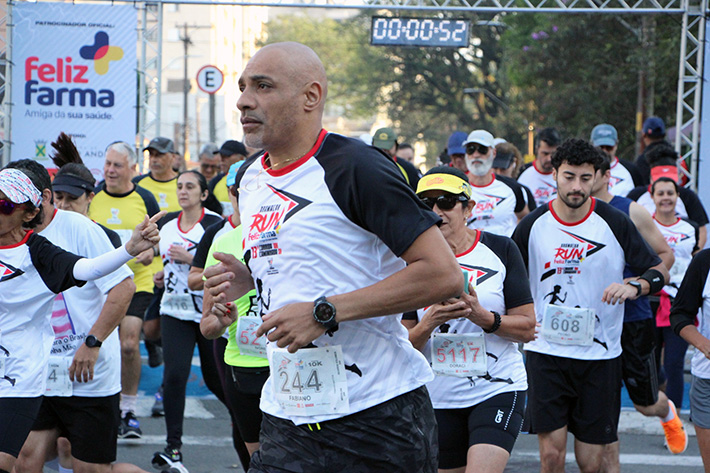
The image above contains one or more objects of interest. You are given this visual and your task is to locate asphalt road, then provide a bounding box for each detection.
[105,399,706,473]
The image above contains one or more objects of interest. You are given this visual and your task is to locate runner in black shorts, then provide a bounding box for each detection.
[512,139,668,473]
[403,167,535,472]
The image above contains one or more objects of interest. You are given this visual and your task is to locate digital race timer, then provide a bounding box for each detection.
[370,17,470,48]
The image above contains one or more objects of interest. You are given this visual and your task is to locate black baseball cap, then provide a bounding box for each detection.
[52,174,95,197]
[215,140,247,157]
[143,137,176,154]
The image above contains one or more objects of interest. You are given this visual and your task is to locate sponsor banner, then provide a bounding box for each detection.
[11,2,137,180]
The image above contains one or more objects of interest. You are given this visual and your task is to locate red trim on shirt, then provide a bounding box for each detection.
[178,208,205,234]
[533,161,553,175]
[471,175,495,188]
[549,197,596,226]
[653,216,681,227]
[263,129,328,177]
[0,229,33,249]
[610,157,619,169]
[227,214,238,229]
[456,230,481,258]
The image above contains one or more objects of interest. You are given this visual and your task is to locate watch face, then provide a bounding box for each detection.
[315,302,335,322]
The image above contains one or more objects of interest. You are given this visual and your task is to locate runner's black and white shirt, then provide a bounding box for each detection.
[0,232,85,397]
[412,231,532,408]
[671,250,710,378]
[235,129,439,425]
[517,162,557,207]
[467,175,527,237]
[512,198,661,360]
[654,216,699,298]
[41,209,132,397]
[608,157,637,197]
[159,209,223,323]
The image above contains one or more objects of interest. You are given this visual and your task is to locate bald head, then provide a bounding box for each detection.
[237,42,328,158]
[257,42,327,99]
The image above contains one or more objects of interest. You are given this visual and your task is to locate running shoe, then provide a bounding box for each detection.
[118,412,142,439]
[146,340,164,368]
[168,463,190,473]
[661,400,688,454]
[152,446,184,472]
[152,386,165,417]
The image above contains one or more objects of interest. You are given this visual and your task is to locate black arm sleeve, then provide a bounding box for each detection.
[27,233,86,293]
[402,310,419,321]
[680,188,709,226]
[671,249,710,335]
[191,220,226,270]
[158,211,180,230]
[316,134,441,257]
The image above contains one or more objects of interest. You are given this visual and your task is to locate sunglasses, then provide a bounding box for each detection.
[421,195,468,211]
[0,199,19,216]
[465,143,490,155]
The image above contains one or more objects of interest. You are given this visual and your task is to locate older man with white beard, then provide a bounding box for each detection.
[463,129,529,237]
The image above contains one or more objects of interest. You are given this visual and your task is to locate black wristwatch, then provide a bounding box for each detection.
[627,280,643,297]
[85,335,102,348]
[313,296,338,331]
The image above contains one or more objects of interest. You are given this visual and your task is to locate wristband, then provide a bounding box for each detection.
[639,268,665,294]
[483,311,501,334]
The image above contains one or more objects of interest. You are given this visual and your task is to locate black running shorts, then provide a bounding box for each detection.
[435,390,526,469]
[248,386,438,473]
[32,393,120,464]
[526,351,621,445]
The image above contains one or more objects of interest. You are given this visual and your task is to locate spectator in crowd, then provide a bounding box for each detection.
[590,123,643,196]
[517,127,562,207]
[636,117,670,186]
[197,143,220,181]
[208,140,248,217]
[372,127,421,190]
[396,143,416,164]
[447,131,468,173]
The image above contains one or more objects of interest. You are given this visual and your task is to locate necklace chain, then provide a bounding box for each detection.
[239,154,304,193]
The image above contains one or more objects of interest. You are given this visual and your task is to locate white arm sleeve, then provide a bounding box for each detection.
[72,245,133,281]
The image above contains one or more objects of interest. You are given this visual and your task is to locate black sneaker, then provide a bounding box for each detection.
[152,446,185,472]
[118,412,142,439]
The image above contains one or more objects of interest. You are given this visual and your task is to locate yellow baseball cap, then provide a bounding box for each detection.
[416,172,472,199]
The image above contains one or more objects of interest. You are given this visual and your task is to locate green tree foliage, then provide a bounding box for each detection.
[259,11,682,164]
[500,13,681,158]
[260,12,511,165]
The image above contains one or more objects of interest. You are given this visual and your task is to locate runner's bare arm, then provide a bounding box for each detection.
[70,277,135,383]
[257,225,463,353]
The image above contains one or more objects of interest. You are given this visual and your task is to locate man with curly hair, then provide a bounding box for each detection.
[512,139,669,473]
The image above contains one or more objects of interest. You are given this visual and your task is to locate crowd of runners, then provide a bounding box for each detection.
[2,41,710,473]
